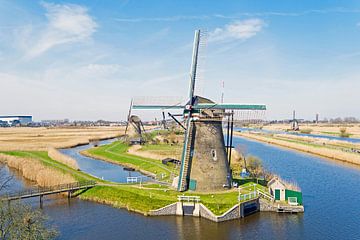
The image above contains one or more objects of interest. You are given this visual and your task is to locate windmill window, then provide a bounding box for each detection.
[211,149,217,161]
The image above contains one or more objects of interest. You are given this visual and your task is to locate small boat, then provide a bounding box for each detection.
[124,167,135,171]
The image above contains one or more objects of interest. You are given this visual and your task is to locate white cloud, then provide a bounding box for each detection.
[209,19,266,43]
[23,2,97,58]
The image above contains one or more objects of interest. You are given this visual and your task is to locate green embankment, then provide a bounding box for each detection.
[83,141,178,181]
[0,150,103,183]
[80,182,263,215]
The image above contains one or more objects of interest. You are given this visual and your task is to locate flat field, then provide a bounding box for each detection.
[0,126,124,151]
[262,123,360,138]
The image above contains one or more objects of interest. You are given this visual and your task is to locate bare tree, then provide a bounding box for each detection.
[0,165,13,193]
[0,165,58,239]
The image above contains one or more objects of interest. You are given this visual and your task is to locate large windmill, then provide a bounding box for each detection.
[132,30,266,192]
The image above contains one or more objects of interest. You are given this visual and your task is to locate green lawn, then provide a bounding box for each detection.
[80,182,263,215]
[84,141,179,181]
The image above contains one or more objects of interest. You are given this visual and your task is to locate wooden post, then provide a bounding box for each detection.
[40,195,43,209]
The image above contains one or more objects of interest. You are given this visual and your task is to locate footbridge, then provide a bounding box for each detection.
[0,180,96,203]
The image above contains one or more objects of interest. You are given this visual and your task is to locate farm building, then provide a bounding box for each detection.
[0,115,32,125]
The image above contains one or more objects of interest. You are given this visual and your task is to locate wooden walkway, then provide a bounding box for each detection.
[0,180,96,201]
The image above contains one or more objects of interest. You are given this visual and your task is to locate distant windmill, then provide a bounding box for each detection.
[125,101,146,144]
[132,30,266,192]
[290,110,304,131]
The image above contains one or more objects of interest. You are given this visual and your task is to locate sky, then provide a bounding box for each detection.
[1,0,360,121]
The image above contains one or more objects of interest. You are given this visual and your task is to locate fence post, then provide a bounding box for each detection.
[40,195,43,208]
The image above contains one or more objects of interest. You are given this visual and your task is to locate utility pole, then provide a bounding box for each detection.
[221,80,224,103]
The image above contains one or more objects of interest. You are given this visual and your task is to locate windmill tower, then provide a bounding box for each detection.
[132,30,266,192]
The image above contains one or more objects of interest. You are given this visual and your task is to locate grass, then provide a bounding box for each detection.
[0,150,103,182]
[80,182,264,215]
[139,143,182,158]
[84,141,178,181]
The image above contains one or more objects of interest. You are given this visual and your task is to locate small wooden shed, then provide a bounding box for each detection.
[267,177,286,201]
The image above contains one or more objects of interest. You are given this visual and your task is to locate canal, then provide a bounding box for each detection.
[59,139,149,183]
[2,136,360,239]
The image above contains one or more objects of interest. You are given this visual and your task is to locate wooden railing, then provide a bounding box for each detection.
[0,180,96,201]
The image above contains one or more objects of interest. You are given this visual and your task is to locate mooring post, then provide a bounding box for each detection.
[40,195,43,209]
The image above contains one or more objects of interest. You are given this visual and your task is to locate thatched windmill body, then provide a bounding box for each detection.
[132,30,266,192]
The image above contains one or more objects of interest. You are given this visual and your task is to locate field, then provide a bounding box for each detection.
[262,123,360,138]
[0,126,125,151]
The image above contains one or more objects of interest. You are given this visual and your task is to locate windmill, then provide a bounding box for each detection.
[289,110,304,131]
[125,101,146,145]
[132,30,266,192]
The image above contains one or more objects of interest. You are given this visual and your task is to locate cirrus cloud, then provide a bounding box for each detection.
[22,2,97,59]
[209,19,266,43]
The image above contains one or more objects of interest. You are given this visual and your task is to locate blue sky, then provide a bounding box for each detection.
[1,0,360,121]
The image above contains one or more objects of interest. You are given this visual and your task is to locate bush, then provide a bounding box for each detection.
[300,128,312,134]
[339,128,350,138]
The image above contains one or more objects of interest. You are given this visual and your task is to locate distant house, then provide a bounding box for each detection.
[267,177,286,201]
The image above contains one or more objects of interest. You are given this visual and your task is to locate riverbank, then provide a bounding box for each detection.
[261,123,360,139]
[78,183,254,216]
[235,131,360,165]
[81,141,178,182]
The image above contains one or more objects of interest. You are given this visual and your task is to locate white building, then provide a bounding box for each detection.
[267,177,286,201]
[0,116,32,125]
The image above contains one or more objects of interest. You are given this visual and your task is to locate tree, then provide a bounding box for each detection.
[246,155,264,178]
[0,165,58,240]
[0,202,58,240]
[0,166,13,193]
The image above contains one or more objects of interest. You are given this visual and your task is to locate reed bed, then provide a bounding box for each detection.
[48,147,79,170]
[0,153,75,187]
[0,127,124,151]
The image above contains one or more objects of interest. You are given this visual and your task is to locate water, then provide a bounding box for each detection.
[59,139,148,183]
[2,136,360,239]
[238,127,360,143]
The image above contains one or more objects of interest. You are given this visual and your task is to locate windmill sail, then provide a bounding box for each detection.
[177,30,201,192]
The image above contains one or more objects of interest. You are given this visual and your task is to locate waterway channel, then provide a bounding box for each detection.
[59,139,149,183]
[2,137,360,239]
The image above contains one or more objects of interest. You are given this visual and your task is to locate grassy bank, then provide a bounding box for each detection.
[235,132,360,165]
[80,182,262,215]
[82,141,178,181]
[0,150,103,183]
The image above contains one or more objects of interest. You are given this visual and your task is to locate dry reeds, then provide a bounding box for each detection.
[48,147,79,170]
[0,127,125,151]
[0,153,75,187]
[272,175,301,191]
